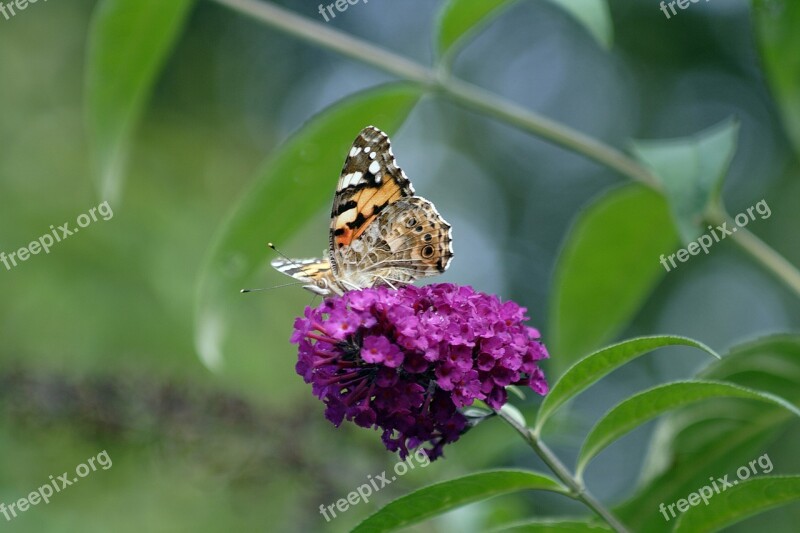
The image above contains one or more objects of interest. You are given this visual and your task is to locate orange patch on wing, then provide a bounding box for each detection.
[351,181,401,239]
[334,226,355,247]
[333,180,404,247]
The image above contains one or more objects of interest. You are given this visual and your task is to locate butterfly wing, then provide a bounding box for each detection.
[273,125,452,294]
[329,126,414,276]
[271,257,333,294]
[357,196,454,284]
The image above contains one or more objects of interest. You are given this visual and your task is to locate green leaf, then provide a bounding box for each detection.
[544,0,613,49]
[615,335,800,532]
[507,385,527,401]
[534,336,719,432]
[462,405,495,427]
[753,0,800,156]
[576,380,800,476]
[491,519,612,532]
[673,476,800,533]
[194,84,422,370]
[436,0,520,62]
[549,185,679,372]
[632,118,739,243]
[351,470,568,533]
[86,0,194,203]
[701,334,800,402]
[500,403,528,428]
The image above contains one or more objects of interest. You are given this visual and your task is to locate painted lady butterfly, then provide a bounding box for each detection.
[272,126,453,296]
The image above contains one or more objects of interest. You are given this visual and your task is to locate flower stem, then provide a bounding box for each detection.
[497,409,630,533]
[208,0,800,298]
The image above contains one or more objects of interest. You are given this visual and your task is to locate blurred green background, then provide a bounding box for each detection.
[0,0,798,531]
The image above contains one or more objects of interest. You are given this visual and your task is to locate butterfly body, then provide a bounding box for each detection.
[272,126,453,296]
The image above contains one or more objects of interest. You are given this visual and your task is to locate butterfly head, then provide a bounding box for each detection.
[304,276,335,296]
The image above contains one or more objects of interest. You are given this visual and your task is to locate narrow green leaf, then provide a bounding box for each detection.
[535,336,719,432]
[545,0,613,49]
[86,0,194,203]
[491,519,612,532]
[753,0,800,156]
[549,185,679,372]
[194,84,422,370]
[632,118,739,243]
[351,470,568,533]
[436,0,520,62]
[576,380,800,476]
[507,385,527,401]
[673,476,800,533]
[500,403,527,428]
[615,335,800,532]
[701,334,800,400]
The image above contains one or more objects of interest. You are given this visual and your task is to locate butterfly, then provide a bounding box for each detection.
[271,126,453,296]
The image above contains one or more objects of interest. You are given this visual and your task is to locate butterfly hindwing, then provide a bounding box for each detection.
[355,197,454,281]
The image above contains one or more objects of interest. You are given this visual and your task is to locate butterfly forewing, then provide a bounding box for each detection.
[329,126,414,275]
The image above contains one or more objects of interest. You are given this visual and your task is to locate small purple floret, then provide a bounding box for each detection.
[292,283,549,460]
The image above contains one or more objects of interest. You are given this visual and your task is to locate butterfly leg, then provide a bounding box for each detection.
[374,275,400,290]
[339,279,362,292]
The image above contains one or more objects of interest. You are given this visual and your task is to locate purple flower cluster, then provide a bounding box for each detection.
[292,283,549,460]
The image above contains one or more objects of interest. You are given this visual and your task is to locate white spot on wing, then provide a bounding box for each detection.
[342,171,364,188]
[369,161,381,175]
[349,146,359,157]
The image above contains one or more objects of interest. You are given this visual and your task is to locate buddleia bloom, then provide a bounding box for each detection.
[292,283,549,460]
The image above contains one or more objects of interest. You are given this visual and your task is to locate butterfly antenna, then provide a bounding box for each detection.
[240,281,305,294]
[268,242,305,268]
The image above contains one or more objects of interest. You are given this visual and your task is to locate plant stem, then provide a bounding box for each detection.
[497,409,630,533]
[208,0,800,297]
[706,210,800,297]
[439,77,660,189]
[210,0,435,86]
[208,0,658,189]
